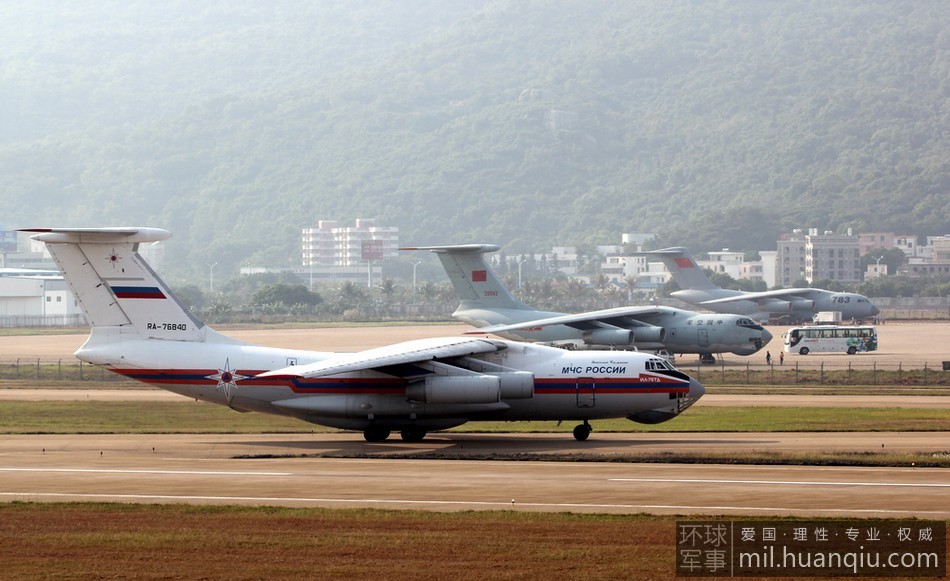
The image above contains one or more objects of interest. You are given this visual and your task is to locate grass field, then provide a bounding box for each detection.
[2,503,947,580]
[0,504,672,580]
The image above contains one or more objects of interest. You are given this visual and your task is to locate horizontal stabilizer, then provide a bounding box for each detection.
[22,227,172,244]
[399,244,501,254]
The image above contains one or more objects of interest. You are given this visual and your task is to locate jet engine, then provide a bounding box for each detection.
[495,371,534,399]
[405,375,500,404]
[631,326,666,344]
[582,329,635,346]
[760,299,792,313]
[582,326,666,346]
[788,299,816,311]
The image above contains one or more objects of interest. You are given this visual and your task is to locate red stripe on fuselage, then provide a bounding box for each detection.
[109,369,689,395]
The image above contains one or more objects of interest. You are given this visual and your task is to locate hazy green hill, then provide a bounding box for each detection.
[1,1,947,282]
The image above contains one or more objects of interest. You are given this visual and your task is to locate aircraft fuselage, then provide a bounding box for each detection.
[672,289,879,322]
[456,306,771,355]
[79,333,704,433]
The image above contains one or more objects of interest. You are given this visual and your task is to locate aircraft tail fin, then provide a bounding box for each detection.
[21,227,237,345]
[645,247,719,291]
[401,244,532,311]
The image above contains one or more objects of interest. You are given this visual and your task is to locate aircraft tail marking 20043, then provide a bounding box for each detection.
[22,227,704,442]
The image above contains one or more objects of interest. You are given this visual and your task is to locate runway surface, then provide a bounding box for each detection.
[2,433,949,517]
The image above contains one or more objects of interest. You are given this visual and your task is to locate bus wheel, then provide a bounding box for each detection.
[799,347,809,355]
[847,346,857,355]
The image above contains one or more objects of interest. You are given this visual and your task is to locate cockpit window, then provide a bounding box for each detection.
[736,318,764,330]
[646,358,676,371]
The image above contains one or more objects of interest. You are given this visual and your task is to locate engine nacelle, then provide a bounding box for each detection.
[406,375,500,404]
[497,371,534,399]
[583,329,635,346]
[631,326,666,344]
[760,299,803,313]
[789,299,816,311]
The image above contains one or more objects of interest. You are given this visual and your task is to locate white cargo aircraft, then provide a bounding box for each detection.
[402,244,772,364]
[22,227,704,442]
[646,247,880,323]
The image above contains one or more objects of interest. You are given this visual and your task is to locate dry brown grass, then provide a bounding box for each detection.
[0,503,672,580]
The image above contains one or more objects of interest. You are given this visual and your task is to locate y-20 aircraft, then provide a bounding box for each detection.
[402,244,771,364]
[22,227,705,442]
[646,247,880,323]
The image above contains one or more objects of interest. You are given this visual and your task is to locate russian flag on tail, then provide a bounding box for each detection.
[110,286,166,299]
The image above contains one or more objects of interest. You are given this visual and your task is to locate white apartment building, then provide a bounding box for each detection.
[302,219,399,266]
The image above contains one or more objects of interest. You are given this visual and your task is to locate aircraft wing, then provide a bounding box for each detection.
[699,288,820,306]
[464,306,669,334]
[257,336,508,379]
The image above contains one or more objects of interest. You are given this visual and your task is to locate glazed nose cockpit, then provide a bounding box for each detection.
[734,317,773,354]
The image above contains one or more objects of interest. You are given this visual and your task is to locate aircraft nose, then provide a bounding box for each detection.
[870,304,881,316]
[689,377,705,401]
[761,327,774,345]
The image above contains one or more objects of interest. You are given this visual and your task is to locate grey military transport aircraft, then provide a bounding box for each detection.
[22,227,705,442]
[645,247,880,324]
[402,244,772,364]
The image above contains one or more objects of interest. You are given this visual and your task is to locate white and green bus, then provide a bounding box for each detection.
[783,325,878,355]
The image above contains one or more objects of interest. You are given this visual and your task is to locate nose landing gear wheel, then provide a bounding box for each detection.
[573,421,592,441]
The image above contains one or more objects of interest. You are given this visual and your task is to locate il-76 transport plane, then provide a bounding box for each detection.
[402,244,771,364]
[646,247,880,323]
[22,227,704,442]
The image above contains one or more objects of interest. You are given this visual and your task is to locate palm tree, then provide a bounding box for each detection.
[334,281,367,315]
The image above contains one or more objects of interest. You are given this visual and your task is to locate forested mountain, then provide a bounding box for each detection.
[2,1,947,284]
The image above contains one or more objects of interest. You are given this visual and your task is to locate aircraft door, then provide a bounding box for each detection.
[576,377,595,408]
[698,329,709,348]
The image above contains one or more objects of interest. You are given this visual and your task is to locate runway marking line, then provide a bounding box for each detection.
[0,492,948,517]
[610,477,950,488]
[0,468,290,476]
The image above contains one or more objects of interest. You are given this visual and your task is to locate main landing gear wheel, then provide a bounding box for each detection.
[700,353,716,365]
[363,427,391,442]
[400,427,427,442]
[573,421,592,441]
